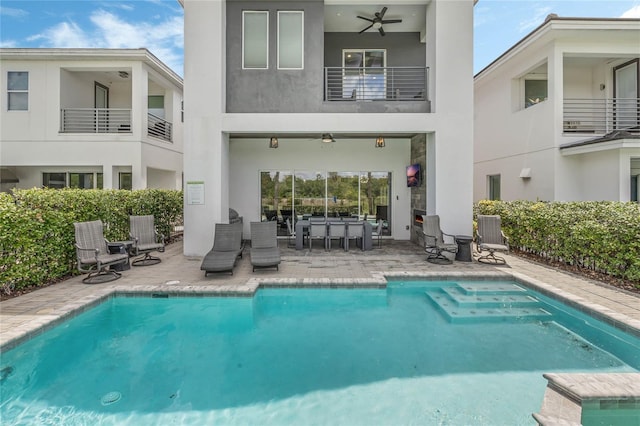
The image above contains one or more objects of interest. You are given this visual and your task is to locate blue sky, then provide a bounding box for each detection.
[1,0,639,77]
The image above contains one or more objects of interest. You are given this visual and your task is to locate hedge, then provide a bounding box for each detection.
[0,188,183,294]
[476,200,640,283]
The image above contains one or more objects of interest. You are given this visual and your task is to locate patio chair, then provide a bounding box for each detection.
[476,215,509,264]
[201,222,244,275]
[308,221,327,251]
[250,221,281,272]
[422,215,458,264]
[286,217,304,248]
[74,220,129,284]
[346,221,365,251]
[327,221,347,251]
[371,219,383,248]
[129,215,165,266]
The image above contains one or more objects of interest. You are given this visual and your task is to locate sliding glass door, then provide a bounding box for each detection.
[260,170,391,236]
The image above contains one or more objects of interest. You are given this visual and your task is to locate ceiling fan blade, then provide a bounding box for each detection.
[379,7,387,18]
[359,24,373,34]
[382,19,402,24]
[379,27,386,36]
[357,15,373,22]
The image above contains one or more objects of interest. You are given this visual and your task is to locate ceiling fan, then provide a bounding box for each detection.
[357,7,402,36]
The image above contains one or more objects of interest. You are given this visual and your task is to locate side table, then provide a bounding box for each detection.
[454,235,473,262]
[107,241,133,271]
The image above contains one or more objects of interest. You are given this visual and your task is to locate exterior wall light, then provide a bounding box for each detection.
[375,136,385,148]
[322,133,335,143]
[269,137,279,148]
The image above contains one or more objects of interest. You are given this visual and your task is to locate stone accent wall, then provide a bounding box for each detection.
[410,133,427,245]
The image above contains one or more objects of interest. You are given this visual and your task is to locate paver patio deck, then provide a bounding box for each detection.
[2,239,639,352]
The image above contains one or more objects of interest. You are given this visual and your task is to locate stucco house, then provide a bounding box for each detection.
[474,16,640,203]
[0,48,184,192]
[181,0,475,256]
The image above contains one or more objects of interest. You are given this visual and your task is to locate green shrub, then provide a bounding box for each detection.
[477,200,640,283]
[1,189,183,294]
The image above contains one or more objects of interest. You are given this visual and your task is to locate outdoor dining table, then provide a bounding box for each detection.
[295,220,373,251]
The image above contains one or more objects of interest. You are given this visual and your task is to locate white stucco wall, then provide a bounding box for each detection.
[474,19,640,203]
[0,50,183,191]
[183,0,475,256]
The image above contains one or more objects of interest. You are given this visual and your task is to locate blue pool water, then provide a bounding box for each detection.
[1,280,639,425]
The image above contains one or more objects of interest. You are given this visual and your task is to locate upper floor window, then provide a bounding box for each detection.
[278,11,304,70]
[525,79,547,108]
[243,11,269,69]
[7,71,28,111]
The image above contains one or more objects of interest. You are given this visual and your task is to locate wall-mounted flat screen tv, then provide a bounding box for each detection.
[406,163,421,187]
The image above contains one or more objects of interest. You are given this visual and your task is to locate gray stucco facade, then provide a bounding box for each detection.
[226,0,429,113]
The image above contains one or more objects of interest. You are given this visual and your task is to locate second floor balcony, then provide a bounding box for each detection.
[324,67,428,102]
[563,98,640,135]
[60,108,174,143]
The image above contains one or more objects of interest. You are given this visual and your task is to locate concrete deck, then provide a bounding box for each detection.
[2,239,639,352]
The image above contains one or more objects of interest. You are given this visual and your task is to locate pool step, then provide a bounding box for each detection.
[426,284,552,324]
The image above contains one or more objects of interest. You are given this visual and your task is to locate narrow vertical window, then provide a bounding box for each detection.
[119,172,133,190]
[278,11,304,70]
[488,175,501,200]
[243,11,269,69]
[7,71,28,111]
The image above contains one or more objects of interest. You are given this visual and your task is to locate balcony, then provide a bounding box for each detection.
[147,113,173,143]
[563,98,640,135]
[60,108,132,133]
[324,67,428,102]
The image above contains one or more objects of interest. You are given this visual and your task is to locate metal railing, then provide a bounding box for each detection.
[147,113,173,142]
[60,108,131,133]
[324,67,428,102]
[563,98,640,134]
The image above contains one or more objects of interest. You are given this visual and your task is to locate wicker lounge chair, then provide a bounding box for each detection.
[129,215,165,266]
[476,215,509,264]
[250,221,281,272]
[422,215,458,264]
[74,220,129,284]
[200,222,243,275]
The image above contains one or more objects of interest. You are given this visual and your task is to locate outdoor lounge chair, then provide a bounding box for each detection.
[74,220,129,284]
[200,222,244,275]
[250,221,281,272]
[476,215,509,264]
[129,215,165,266]
[422,215,458,264]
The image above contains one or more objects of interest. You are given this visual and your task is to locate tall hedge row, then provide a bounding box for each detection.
[0,188,183,294]
[476,200,640,283]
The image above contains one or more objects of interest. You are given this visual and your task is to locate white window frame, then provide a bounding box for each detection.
[7,71,28,111]
[242,10,269,70]
[277,11,304,70]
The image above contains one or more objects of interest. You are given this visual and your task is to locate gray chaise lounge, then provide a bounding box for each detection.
[201,222,244,275]
[250,221,281,272]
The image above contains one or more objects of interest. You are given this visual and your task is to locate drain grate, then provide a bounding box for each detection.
[101,391,122,406]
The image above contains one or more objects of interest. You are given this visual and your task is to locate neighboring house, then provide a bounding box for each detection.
[0,48,184,192]
[474,16,640,203]
[181,0,475,256]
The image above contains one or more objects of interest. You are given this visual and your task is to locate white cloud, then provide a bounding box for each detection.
[0,6,28,18]
[24,9,184,75]
[518,6,553,33]
[28,21,90,47]
[0,39,18,48]
[621,5,640,18]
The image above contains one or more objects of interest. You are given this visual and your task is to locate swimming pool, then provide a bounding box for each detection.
[1,279,639,425]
